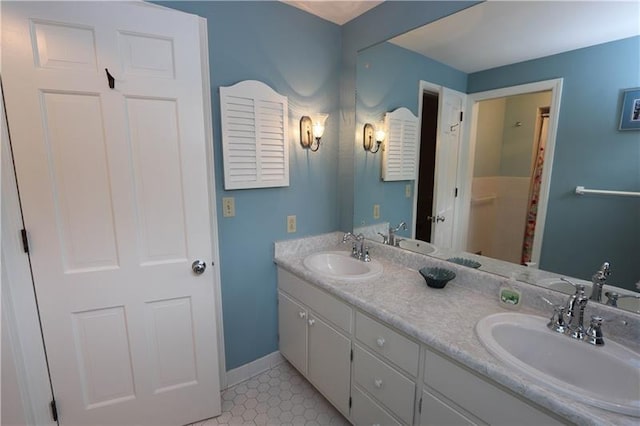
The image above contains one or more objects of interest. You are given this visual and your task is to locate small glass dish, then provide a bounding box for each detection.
[419,267,456,289]
[447,257,481,269]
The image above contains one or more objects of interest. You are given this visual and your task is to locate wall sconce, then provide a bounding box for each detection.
[363,123,385,153]
[300,114,327,152]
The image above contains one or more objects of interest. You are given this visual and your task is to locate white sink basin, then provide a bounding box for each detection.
[303,251,383,281]
[476,312,640,416]
[398,238,437,255]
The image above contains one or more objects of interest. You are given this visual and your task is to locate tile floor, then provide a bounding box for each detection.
[192,361,350,426]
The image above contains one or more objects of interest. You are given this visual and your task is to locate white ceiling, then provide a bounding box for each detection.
[281,0,383,25]
[389,1,640,73]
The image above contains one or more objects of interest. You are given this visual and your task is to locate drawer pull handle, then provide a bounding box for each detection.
[298,312,306,319]
[374,378,383,388]
[308,319,316,326]
[373,424,381,426]
[376,337,385,347]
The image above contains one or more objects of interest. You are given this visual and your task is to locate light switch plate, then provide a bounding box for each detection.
[373,204,380,219]
[287,215,297,233]
[405,184,412,198]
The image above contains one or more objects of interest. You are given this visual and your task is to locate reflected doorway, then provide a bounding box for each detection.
[415,92,438,242]
[466,91,551,265]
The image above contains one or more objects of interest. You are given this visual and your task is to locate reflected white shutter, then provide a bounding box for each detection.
[220,80,289,189]
[381,107,419,181]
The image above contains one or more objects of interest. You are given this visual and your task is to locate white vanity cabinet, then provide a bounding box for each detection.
[277,266,569,426]
[419,348,566,426]
[277,269,352,416]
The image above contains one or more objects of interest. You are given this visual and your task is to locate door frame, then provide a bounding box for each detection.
[2,79,56,426]
[0,9,227,422]
[412,80,441,240]
[456,78,563,264]
[412,80,466,245]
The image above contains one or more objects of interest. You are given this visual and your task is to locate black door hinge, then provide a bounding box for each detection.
[418,397,423,413]
[349,396,352,408]
[20,229,29,253]
[50,399,58,422]
[350,349,353,361]
[460,111,463,121]
[455,187,459,197]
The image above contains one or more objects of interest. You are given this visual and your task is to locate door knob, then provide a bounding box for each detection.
[191,260,206,275]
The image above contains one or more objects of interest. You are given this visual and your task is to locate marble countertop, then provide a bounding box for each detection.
[273,232,640,426]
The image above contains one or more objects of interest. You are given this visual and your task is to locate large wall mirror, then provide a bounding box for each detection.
[353,1,640,311]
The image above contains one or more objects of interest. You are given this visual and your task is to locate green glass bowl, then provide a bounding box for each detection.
[447,257,481,269]
[419,267,456,289]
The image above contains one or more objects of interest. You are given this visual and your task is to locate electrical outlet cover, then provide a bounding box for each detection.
[222,197,235,217]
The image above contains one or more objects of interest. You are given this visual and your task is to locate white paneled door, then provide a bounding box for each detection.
[2,2,221,425]
[432,87,466,249]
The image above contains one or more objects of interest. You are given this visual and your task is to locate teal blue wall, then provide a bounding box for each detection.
[354,42,467,234]
[469,36,640,289]
[158,1,341,370]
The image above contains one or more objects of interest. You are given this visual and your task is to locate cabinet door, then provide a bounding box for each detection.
[307,314,351,416]
[278,292,307,374]
[420,389,478,426]
[352,385,402,426]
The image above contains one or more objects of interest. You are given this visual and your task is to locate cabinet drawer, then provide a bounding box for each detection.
[420,389,478,426]
[355,311,419,376]
[353,344,415,425]
[424,348,565,426]
[351,385,402,426]
[278,268,352,333]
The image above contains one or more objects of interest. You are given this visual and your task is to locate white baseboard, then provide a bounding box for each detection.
[225,351,284,389]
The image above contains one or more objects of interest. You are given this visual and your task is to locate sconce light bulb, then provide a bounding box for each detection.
[375,129,386,142]
[312,122,324,139]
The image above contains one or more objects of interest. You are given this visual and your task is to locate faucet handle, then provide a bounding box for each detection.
[585,315,605,346]
[542,296,567,332]
[377,232,388,245]
[363,246,371,262]
[548,305,568,334]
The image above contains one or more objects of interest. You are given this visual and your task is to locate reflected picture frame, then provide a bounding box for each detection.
[619,87,640,131]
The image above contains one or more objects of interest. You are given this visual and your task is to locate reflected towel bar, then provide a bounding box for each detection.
[575,186,640,198]
[471,194,497,206]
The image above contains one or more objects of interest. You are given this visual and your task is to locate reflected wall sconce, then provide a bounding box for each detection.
[300,114,327,152]
[363,123,385,153]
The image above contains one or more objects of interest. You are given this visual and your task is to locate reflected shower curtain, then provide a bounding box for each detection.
[521,115,549,264]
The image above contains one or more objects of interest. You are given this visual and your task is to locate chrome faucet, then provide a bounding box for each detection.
[546,278,603,345]
[563,280,589,339]
[590,261,611,303]
[388,221,407,247]
[342,232,370,262]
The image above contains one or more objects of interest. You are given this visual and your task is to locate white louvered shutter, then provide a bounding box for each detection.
[220,80,289,189]
[381,107,419,181]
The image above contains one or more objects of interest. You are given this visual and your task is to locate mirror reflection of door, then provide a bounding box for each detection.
[415,92,439,242]
[467,91,551,265]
